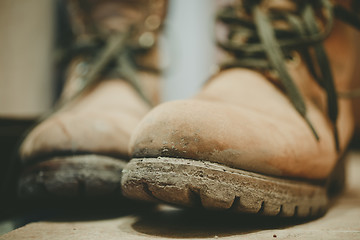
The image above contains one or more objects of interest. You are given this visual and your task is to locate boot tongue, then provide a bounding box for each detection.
[91,0,150,33]
[68,0,166,41]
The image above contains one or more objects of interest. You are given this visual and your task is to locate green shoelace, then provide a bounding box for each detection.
[54,30,154,112]
[217,0,360,151]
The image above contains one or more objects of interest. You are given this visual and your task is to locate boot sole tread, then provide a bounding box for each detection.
[18,155,126,198]
[122,157,329,218]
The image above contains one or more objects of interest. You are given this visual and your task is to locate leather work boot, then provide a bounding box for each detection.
[121,0,360,218]
[18,0,167,198]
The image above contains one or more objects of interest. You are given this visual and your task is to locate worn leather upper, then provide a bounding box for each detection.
[20,0,167,163]
[20,73,158,162]
[130,16,360,180]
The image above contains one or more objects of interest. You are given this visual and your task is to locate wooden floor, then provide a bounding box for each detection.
[1,152,360,240]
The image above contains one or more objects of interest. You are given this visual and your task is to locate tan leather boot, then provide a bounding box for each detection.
[18,0,167,198]
[122,0,360,218]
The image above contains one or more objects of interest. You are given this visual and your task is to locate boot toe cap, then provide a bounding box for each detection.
[20,111,136,163]
[130,100,335,180]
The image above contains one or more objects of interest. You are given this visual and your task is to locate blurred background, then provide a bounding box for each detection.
[0,0,215,118]
[164,0,215,100]
[0,0,216,221]
[0,0,54,117]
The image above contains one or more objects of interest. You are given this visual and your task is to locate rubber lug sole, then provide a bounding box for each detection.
[121,157,332,218]
[18,155,127,198]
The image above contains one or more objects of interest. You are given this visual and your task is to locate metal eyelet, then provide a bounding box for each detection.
[145,14,161,31]
[74,77,86,91]
[138,32,156,48]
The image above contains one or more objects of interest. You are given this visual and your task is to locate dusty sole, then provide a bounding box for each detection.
[121,157,330,218]
[18,155,127,198]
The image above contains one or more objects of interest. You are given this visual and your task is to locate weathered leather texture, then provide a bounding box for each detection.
[130,2,360,180]
[20,0,167,163]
